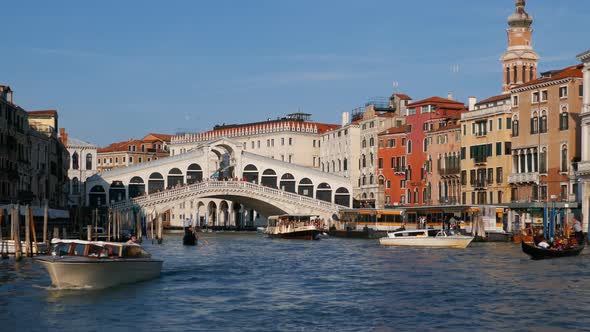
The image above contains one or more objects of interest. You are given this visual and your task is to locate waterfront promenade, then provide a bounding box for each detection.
[1,233,589,331]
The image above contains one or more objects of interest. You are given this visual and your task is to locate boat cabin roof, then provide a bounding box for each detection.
[50,238,136,248]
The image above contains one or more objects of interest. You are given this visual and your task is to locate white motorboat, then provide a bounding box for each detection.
[379,229,474,248]
[37,239,163,289]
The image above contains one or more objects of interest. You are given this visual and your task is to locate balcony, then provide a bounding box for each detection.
[508,172,540,184]
[439,167,460,177]
[472,180,487,189]
[577,161,590,177]
[473,156,487,165]
[393,167,406,174]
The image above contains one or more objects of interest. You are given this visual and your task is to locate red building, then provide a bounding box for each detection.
[395,97,465,206]
[377,126,408,206]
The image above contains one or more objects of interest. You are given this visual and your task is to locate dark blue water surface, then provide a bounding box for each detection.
[1,233,590,331]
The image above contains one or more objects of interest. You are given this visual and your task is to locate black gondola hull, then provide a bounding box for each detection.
[521,241,584,260]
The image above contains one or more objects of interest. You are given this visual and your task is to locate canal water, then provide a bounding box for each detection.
[1,233,590,331]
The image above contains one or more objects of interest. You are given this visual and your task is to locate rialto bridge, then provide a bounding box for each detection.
[85,138,352,227]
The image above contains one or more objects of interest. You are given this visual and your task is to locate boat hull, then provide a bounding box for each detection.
[379,236,474,248]
[37,257,163,289]
[521,241,585,260]
[267,230,321,240]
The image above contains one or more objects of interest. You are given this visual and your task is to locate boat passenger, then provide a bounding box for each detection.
[572,217,584,244]
[533,230,545,246]
[126,235,138,245]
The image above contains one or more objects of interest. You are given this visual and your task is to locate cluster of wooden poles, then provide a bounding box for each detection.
[91,209,164,244]
[0,204,50,261]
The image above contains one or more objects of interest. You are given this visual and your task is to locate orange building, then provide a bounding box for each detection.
[97,133,171,172]
[377,126,408,207]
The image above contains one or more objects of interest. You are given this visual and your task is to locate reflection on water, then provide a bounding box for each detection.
[1,233,590,331]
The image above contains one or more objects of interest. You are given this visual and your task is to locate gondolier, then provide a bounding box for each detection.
[572,216,584,244]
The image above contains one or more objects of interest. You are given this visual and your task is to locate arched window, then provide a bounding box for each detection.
[561,145,568,172]
[370,153,374,165]
[414,188,419,204]
[423,138,428,152]
[85,153,93,170]
[362,154,366,168]
[407,140,412,154]
[338,159,342,172]
[343,158,348,171]
[369,137,374,147]
[531,111,539,134]
[72,152,79,170]
[362,175,366,186]
[369,174,374,185]
[407,189,412,204]
[332,161,335,172]
[362,138,367,148]
[506,67,510,85]
[72,177,79,194]
[422,188,427,203]
[540,147,547,173]
[540,111,547,133]
[512,116,519,137]
[560,107,569,130]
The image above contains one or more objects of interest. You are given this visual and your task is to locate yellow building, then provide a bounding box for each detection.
[460,95,513,206]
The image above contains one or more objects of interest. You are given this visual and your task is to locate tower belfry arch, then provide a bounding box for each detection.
[501,0,539,92]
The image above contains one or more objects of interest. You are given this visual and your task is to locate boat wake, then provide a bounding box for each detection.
[33,284,95,291]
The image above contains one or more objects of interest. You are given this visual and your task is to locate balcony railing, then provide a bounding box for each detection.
[577,161,590,176]
[473,156,488,164]
[472,180,487,189]
[393,167,406,174]
[507,172,540,184]
[438,167,460,176]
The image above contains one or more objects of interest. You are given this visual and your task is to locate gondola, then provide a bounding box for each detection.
[183,227,197,246]
[521,241,585,260]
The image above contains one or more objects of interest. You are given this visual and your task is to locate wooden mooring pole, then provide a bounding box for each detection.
[30,206,38,255]
[13,205,22,261]
[43,202,48,245]
[24,205,31,257]
[107,209,112,242]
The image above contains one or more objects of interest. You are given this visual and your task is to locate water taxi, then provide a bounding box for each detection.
[37,239,163,289]
[379,229,474,248]
[265,215,322,240]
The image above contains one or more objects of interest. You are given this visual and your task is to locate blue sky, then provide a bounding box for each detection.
[3,0,588,146]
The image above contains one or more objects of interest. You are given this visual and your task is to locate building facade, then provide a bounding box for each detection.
[358,94,409,208]
[461,95,513,206]
[508,64,583,223]
[97,133,171,172]
[402,97,465,207]
[320,111,361,197]
[61,128,99,207]
[377,126,408,207]
[426,119,461,206]
[575,50,590,232]
[171,113,337,172]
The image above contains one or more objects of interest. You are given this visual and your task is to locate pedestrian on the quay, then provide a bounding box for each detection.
[572,216,584,244]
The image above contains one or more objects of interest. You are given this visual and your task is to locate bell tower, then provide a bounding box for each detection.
[501,0,540,92]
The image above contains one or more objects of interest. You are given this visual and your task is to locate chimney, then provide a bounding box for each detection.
[341,111,350,126]
[447,92,453,101]
[59,128,68,147]
[468,97,477,111]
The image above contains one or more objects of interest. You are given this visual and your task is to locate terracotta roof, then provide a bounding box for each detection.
[98,139,168,154]
[513,64,583,90]
[475,94,510,106]
[378,126,407,136]
[142,133,172,142]
[28,110,58,117]
[406,97,466,110]
[394,93,412,100]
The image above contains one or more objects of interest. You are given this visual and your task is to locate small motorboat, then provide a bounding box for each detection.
[37,239,163,289]
[183,227,197,246]
[521,241,585,260]
[379,229,474,248]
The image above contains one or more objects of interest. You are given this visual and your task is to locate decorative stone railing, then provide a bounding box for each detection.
[111,180,345,213]
[507,172,539,184]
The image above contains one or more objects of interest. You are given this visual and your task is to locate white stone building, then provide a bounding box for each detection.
[320,111,360,200]
[576,50,590,233]
[170,113,337,171]
[61,129,98,207]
